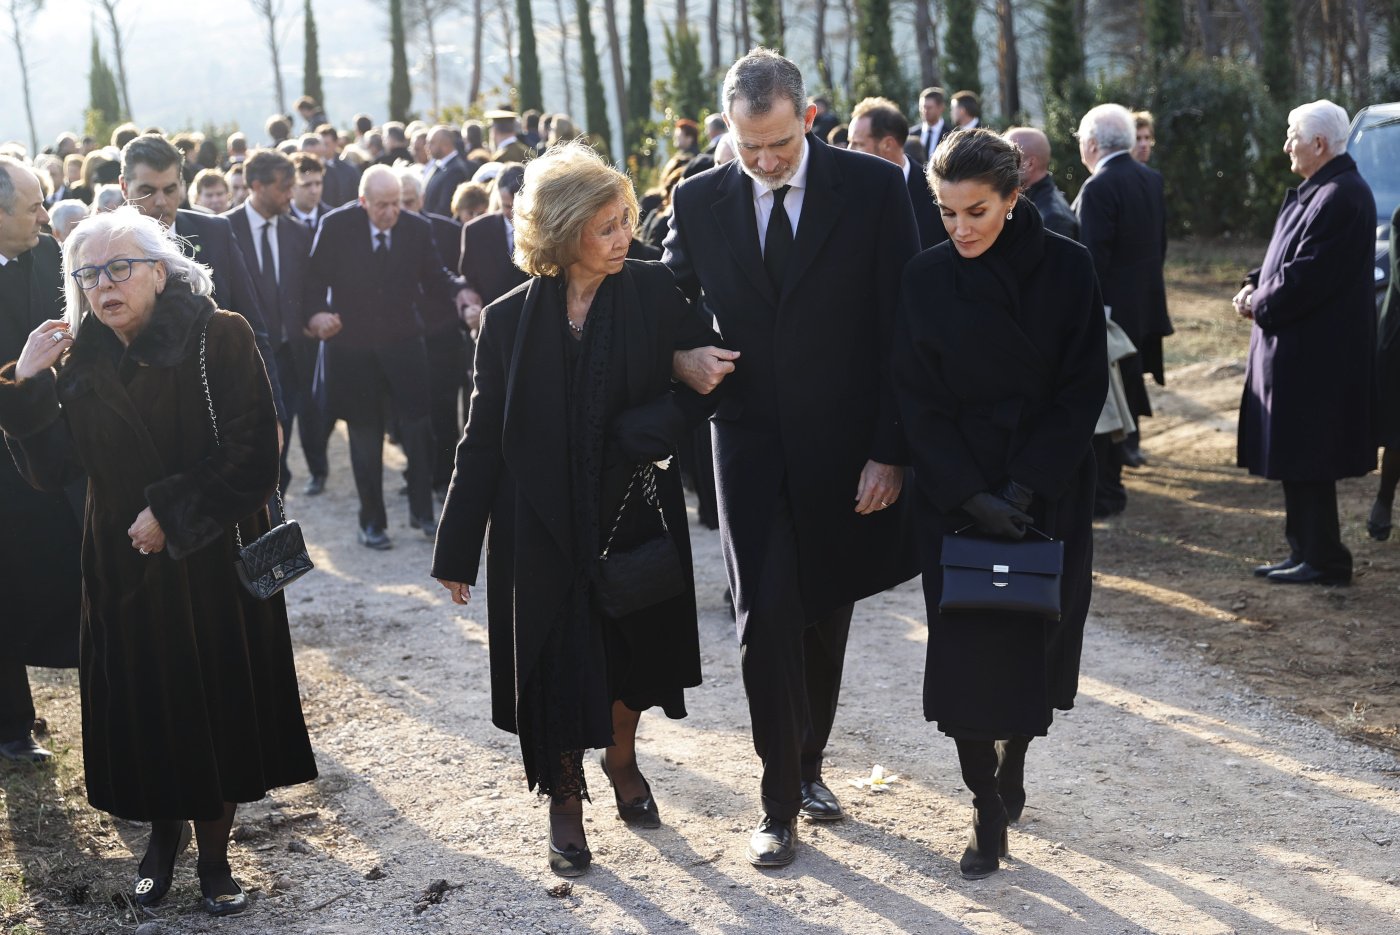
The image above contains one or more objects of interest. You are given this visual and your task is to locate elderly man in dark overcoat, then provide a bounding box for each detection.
[1233,100,1377,586]
[664,49,921,868]
[0,157,81,762]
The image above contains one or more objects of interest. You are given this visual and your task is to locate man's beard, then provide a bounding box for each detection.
[738,159,797,192]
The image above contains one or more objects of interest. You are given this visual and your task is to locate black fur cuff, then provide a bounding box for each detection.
[145,472,225,561]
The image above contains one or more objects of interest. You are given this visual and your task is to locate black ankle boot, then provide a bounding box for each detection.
[959,800,1010,880]
[996,736,1031,823]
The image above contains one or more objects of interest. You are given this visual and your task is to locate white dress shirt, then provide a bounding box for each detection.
[370,222,392,253]
[244,200,280,281]
[920,118,946,157]
[1094,149,1130,173]
[752,139,811,256]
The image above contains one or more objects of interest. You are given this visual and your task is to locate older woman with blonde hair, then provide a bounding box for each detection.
[0,206,317,916]
[432,140,723,877]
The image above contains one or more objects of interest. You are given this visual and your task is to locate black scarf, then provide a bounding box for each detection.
[950,194,1045,325]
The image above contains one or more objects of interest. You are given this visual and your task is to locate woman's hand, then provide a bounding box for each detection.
[128,507,167,555]
[437,579,472,605]
[961,492,1031,540]
[14,320,73,383]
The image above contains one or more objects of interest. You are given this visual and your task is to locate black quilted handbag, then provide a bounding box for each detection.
[199,326,314,600]
[595,462,686,619]
[939,527,1064,621]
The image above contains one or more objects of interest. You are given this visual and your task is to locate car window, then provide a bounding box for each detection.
[1350,113,1400,229]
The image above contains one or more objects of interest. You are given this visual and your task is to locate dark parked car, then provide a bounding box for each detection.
[1347,103,1400,307]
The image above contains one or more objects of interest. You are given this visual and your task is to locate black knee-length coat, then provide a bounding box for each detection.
[892,202,1108,739]
[0,284,317,821]
[430,260,719,782]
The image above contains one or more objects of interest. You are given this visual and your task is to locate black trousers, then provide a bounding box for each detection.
[424,328,467,490]
[294,339,332,480]
[1282,480,1352,577]
[738,494,854,821]
[0,660,36,743]
[347,405,435,531]
[1093,434,1127,512]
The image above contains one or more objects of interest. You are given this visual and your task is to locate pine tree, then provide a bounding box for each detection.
[1260,0,1294,104]
[752,0,781,50]
[576,0,613,157]
[1145,0,1183,62]
[87,29,122,140]
[1391,0,1400,71]
[303,0,324,110]
[851,0,904,102]
[662,21,707,122]
[388,0,412,120]
[1042,0,1083,100]
[943,0,981,95]
[518,0,543,111]
[626,0,651,159]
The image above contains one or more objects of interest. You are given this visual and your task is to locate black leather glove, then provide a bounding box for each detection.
[609,394,687,462]
[997,479,1034,514]
[961,492,1031,540]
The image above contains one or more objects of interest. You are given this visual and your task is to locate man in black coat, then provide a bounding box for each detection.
[849,96,946,249]
[664,50,921,868]
[225,151,320,493]
[0,158,81,761]
[1073,103,1171,513]
[458,164,529,309]
[1006,127,1079,241]
[423,126,473,219]
[317,125,361,208]
[1233,101,1376,586]
[906,86,951,164]
[119,135,287,424]
[305,165,471,549]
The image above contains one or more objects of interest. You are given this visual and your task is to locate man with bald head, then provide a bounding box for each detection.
[306,165,472,548]
[422,125,473,218]
[1004,127,1079,241]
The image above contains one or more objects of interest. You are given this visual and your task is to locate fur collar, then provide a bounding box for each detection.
[57,280,216,401]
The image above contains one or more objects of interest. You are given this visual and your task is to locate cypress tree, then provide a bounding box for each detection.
[303,0,324,110]
[1260,0,1294,104]
[626,0,652,158]
[943,0,981,95]
[87,30,122,138]
[663,22,707,122]
[577,0,613,157]
[1042,0,1083,99]
[517,0,543,112]
[388,0,412,121]
[752,0,781,51]
[1145,0,1184,62]
[852,0,904,102]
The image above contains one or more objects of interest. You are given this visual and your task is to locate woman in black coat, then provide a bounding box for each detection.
[1369,203,1400,540]
[431,141,720,878]
[0,207,316,917]
[892,130,1107,879]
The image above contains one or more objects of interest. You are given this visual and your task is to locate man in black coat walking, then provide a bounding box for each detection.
[848,96,946,250]
[0,158,81,762]
[1005,127,1079,241]
[422,126,474,219]
[664,50,921,868]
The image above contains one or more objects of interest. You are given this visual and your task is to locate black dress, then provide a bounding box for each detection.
[892,199,1108,739]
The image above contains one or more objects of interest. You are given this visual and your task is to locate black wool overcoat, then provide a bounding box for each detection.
[892,222,1107,739]
[430,260,719,745]
[0,285,317,820]
[1239,154,1377,482]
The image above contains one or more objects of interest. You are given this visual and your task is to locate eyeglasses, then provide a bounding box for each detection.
[70,257,159,290]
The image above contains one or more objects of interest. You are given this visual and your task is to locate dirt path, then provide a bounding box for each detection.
[6,395,1400,934]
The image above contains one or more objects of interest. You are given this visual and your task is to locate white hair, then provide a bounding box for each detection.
[62,205,213,337]
[396,167,424,198]
[1289,99,1350,154]
[92,184,125,213]
[48,199,88,239]
[1078,103,1135,155]
[358,163,398,197]
[472,161,504,185]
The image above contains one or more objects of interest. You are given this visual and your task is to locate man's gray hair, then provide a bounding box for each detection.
[1077,103,1135,155]
[1289,99,1350,154]
[62,205,213,337]
[0,155,39,214]
[722,48,806,119]
[93,184,126,212]
[49,199,88,239]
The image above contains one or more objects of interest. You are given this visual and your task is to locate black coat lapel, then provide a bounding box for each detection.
[782,135,846,302]
[710,164,777,306]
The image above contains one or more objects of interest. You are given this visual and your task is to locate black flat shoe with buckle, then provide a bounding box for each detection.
[596,750,661,828]
[197,859,249,917]
[133,821,191,907]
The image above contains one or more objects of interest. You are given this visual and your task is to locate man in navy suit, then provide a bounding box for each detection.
[848,96,945,249]
[316,124,361,208]
[288,152,333,232]
[305,165,471,549]
[422,126,473,219]
[664,50,920,868]
[906,86,951,163]
[119,135,286,423]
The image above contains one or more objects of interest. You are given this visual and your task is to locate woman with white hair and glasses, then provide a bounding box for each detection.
[0,206,317,917]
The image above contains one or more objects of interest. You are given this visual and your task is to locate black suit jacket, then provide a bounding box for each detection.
[459,212,528,305]
[905,156,947,249]
[290,201,333,233]
[173,209,285,420]
[422,211,465,336]
[663,134,921,629]
[223,205,313,349]
[423,153,472,218]
[321,157,361,209]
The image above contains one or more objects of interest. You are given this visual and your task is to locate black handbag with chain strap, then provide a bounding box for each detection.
[594,462,685,618]
[198,325,314,599]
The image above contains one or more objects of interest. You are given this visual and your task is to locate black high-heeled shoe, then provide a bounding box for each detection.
[197,859,249,917]
[596,749,661,828]
[132,821,191,907]
[959,802,1010,880]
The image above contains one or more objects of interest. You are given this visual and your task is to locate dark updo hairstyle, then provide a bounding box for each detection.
[927,127,1023,199]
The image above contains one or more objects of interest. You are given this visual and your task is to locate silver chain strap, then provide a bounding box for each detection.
[199,325,287,550]
[599,463,668,559]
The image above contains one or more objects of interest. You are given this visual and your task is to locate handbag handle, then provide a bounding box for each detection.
[198,325,288,551]
[952,522,1054,541]
[600,462,669,560]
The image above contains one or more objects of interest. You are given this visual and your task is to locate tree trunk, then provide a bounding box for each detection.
[554,0,575,114]
[914,0,935,88]
[469,0,484,105]
[250,0,288,115]
[813,0,829,89]
[839,0,853,95]
[98,0,134,119]
[1230,0,1260,60]
[423,2,440,115]
[6,0,38,156]
[1194,0,1219,57]
[1352,0,1369,99]
[499,0,514,84]
[602,0,627,160]
[676,0,687,29]
[996,0,1018,118]
[739,0,751,48]
[708,0,720,77]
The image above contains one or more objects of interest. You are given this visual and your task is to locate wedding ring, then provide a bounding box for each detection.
[880,500,890,507]
[139,548,149,554]
[51,332,64,343]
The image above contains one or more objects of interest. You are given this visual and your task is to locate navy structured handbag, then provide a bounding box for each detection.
[939,527,1064,621]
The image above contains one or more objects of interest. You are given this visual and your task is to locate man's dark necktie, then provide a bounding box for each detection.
[925,127,934,157]
[763,184,793,290]
[374,231,389,272]
[258,220,283,343]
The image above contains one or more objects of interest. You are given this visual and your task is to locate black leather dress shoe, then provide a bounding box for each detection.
[358,526,393,550]
[0,735,53,763]
[799,780,844,821]
[1267,562,1350,586]
[303,475,326,496]
[409,514,438,539]
[1253,557,1301,577]
[746,816,797,868]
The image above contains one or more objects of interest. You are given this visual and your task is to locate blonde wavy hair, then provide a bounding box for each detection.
[511,139,638,278]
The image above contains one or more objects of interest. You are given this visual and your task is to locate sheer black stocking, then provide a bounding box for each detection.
[194,802,240,899]
[549,752,588,852]
[601,701,648,805]
[138,820,186,880]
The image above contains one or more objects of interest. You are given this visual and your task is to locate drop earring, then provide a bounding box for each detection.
[1006,209,1014,220]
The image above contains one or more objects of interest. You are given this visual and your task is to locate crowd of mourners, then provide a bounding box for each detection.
[0,44,1387,914]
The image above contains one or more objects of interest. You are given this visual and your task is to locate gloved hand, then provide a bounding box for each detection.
[961,492,1031,540]
[997,479,1034,514]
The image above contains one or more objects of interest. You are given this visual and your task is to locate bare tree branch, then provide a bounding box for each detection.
[247,0,289,114]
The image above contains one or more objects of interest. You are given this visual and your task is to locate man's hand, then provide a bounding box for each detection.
[1232,284,1255,321]
[672,346,740,395]
[457,288,484,334]
[308,311,342,339]
[128,507,167,555]
[854,460,904,515]
[436,579,472,605]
